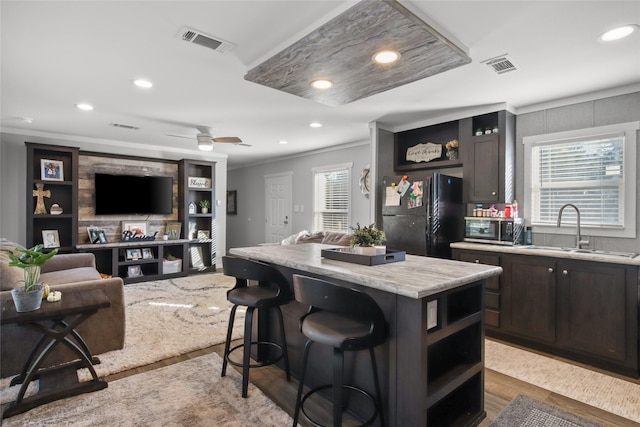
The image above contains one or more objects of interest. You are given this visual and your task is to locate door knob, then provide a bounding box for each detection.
[284,216,288,225]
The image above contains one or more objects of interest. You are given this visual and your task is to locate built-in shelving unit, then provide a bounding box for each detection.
[179,159,217,273]
[394,120,461,171]
[26,143,79,253]
[425,282,485,426]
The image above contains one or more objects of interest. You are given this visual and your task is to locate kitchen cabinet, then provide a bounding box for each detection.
[459,111,515,203]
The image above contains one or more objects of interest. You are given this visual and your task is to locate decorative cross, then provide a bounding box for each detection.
[33,183,50,215]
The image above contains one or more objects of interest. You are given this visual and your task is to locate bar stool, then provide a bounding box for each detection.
[292,274,387,427]
[221,255,292,398]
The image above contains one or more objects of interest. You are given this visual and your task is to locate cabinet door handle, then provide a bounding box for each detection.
[548,267,554,273]
[475,259,480,263]
[491,191,496,196]
[562,269,568,275]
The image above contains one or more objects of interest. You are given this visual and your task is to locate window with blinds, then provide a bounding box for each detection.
[312,163,351,233]
[530,133,625,227]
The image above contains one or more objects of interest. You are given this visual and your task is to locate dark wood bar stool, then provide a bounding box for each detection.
[221,256,292,398]
[292,274,387,427]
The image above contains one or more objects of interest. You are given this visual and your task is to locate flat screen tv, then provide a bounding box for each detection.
[95,173,173,215]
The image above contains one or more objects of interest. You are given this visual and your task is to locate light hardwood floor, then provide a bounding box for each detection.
[105,338,639,427]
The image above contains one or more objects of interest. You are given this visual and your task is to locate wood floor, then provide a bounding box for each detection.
[105,338,639,427]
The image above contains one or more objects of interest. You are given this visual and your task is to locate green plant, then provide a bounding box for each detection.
[7,244,58,291]
[349,223,386,247]
[199,200,210,209]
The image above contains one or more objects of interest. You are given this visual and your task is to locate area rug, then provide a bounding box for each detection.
[490,395,604,427]
[485,339,640,423]
[1,273,242,404]
[1,352,294,426]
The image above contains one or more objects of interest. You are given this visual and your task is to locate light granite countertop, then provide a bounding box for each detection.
[229,243,502,299]
[450,242,640,266]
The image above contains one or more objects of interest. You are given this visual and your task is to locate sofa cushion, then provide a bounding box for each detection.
[0,243,25,291]
[296,231,326,244]
[321,232,352,246]
[41,266,102,285]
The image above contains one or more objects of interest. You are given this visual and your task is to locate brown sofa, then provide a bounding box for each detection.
[1,239,125,377]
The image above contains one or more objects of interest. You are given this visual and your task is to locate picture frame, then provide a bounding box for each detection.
[142,248,153,259]
[197,230,210,239]
[127,265,143,278]
[227,190,237,215]
[41,159,64,181]
[87,227,108,244]
[166,222,182,240]
[122,221,148,238]
[125,248,142,260]
[42,230,60,248]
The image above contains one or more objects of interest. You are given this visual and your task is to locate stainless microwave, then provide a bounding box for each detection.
[464,217,521,245]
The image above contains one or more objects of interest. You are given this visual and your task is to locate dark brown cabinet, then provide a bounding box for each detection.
[179,159,217,273]
[459,111,515,203]
[455,247,639,377]
[26,143,79,253]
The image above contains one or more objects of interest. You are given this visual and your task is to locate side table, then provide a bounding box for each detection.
[1,288,111,418]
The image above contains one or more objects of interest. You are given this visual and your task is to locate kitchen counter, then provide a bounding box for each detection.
[230,243,502,299]
[229,243,502,426]
[450,241,640,266]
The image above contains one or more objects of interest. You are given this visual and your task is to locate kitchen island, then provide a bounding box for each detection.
[229,243,502,426]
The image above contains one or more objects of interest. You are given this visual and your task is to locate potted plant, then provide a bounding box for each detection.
[199,199,210,214]
[7,244,58,312]
[350,223,386,256]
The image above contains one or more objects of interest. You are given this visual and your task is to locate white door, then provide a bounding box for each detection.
[265,173,292,243]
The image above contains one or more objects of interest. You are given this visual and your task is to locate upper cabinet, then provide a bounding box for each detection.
[26,143,79,253]
[178,159,217,273]
[459,111,515,203]
[394,120,461,171]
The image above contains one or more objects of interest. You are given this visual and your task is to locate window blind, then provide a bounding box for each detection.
[313,167,350,232]
[530,133,624,227]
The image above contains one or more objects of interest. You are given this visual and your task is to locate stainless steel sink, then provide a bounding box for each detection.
[518,245,638,259]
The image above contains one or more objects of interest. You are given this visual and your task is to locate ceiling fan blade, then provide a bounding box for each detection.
[166,133,194,140]
[212,136,242,143]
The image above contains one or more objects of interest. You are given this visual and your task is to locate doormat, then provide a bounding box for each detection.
[490,395,604,427]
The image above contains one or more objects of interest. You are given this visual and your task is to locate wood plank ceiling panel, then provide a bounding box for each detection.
[244,0,471,106]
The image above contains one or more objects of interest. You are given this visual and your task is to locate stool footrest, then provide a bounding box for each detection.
[226,341,285,369]
[300,384,379,427]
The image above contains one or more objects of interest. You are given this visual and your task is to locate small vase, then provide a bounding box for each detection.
[446,149,458,160]
[201,207,209,214]
[355,246,377,256]
[11,284,45,312]
[374,245,387,255]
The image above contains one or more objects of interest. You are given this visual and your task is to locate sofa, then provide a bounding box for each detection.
[280,230,352,246]
[1,239,125,377]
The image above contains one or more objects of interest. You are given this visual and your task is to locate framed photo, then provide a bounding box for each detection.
[166,222,182,240]
[41,159,64,181]
[227,190,237,215]
[127,265,143,278]
[142,248,153,259]
[42,230,60,248]
[197,230,210,239]
[122,221,148,238]
[88,227,108,244]
[125,248,142,260]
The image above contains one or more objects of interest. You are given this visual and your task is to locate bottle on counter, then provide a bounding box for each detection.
[512,200,518,218]
[525,226,533,245]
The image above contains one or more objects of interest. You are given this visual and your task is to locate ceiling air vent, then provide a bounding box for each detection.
[178,26,236,53]
[482,54,518,74]
[110,123,139,130]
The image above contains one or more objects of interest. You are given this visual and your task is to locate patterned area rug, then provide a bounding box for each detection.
[1,273,242,404]
[485,339,640,423]
[2,352,294,426]
[491,395,604,427]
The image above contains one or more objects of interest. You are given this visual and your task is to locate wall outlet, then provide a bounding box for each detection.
[427,300,438,330]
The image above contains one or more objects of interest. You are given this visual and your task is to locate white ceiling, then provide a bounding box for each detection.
[1,1,639,168]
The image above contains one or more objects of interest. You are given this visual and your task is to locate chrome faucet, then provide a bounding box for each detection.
[557,203,589,249]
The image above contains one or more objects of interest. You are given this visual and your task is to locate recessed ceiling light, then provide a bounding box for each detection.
[309,122,323,128]
[76,103,94,111]
[599,24,638,41]
[372,50,400,64]
[278,140,288,145]
[133,79,153,88]
[311,79,333,90]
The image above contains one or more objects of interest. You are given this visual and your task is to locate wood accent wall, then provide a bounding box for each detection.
[78,154,179,244]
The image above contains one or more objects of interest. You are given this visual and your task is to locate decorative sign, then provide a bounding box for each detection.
[188,177,212,188]
[406,142,442,163]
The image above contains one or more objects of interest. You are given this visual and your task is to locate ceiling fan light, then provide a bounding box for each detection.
[197,136,214,151]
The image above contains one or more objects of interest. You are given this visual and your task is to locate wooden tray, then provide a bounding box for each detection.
[321,247,405,266]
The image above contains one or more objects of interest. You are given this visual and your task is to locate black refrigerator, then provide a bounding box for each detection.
[381,172,464,258]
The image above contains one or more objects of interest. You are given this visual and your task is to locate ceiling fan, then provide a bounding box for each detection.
[166,126,251,151]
